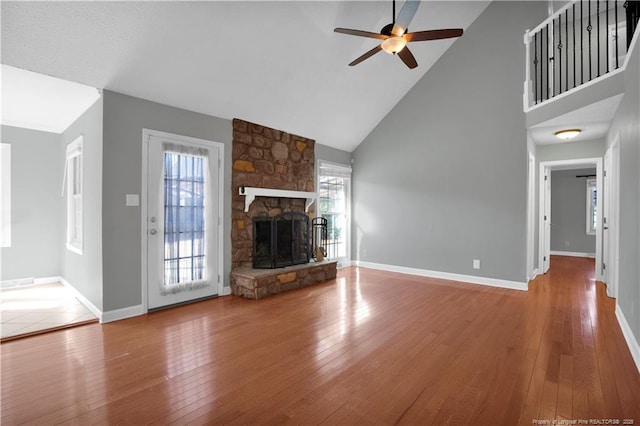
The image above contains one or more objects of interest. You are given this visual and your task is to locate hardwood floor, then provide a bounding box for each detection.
[2,256,639,425]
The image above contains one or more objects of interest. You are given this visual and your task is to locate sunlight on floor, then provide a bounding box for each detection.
[0,282,97,339]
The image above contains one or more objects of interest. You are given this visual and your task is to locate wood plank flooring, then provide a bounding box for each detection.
[2,256,639,425]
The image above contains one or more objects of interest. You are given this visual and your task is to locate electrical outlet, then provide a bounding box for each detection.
[565,241,570,247]
[473,259,480,270]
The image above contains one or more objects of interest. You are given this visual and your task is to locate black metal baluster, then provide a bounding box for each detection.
[615,0,619,69]
[606,0,610,73]
[571,3,576,87]
[581,0,585,84]
[539,29,543,102]
[566,9,569,90]
[623,0,634,49]
[588,0,593,81]
[628,1,640,49]
[546,24,550,100]
[534,32,539,103]
[553,18,556,96]
[559,15,563,93]
[597,0,601,77]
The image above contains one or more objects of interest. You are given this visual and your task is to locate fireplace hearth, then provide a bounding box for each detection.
[253,212,310,269]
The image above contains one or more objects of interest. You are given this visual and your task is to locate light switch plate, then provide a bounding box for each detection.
[126,194,140,207]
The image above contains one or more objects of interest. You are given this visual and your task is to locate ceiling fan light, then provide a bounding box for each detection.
[381,36,407,54]
[554,129,581,140]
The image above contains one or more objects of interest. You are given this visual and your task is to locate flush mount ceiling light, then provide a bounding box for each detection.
[554,129,581,140]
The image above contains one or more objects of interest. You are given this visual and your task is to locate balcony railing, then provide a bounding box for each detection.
[523,0,639,110]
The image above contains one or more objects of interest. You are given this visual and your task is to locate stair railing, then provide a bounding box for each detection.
[524,0,639,110]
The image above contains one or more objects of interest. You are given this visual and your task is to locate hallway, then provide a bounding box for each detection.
[522,255,639,422]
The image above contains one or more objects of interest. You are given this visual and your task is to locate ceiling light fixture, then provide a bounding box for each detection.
[381,36,407,54]
[554,129,581,140]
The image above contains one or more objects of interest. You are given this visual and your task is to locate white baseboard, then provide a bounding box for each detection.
[337,260,352,268]
[616,304,640,373]
[220,286,232,296]
[102,305,145,323]
[353,261,528,291]
[59,277,103,322]
[529,269,540,281]
[550,251,595,258]
[615,304,640,374]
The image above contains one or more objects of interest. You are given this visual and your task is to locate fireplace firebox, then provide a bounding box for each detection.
[253,212,310,269]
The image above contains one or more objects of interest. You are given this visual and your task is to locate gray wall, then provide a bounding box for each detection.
[315,143,351,166]
[61,98,104,310]
[537,139,606,162]
[0,126,63,280]
[351,1,547,283]
[102,90,232,312]
[550,168,596,254]
[606,36,640,343]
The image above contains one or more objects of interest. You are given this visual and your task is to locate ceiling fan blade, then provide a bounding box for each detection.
[349,45,383,66]
[334,28,388,40]
[397,46,418,69]
[406,28,464,42]
[392,0,420,36]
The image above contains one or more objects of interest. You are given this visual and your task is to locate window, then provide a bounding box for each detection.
[317,161,351,262]
[586,178,597,235]
[66,136,83,254]
[0,143,10,247]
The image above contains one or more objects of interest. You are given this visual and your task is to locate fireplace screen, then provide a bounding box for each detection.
[253,212,310,269]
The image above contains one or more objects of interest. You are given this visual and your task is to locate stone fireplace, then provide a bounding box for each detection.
[230,119,336,299]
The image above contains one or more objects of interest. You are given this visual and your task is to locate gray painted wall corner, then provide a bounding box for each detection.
[351,1,547,283]
[61,97,104,310]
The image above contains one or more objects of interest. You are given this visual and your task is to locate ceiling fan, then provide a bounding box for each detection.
[334,0,463,69]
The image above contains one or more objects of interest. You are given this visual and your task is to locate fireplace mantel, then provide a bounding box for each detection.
[239,186,317,212]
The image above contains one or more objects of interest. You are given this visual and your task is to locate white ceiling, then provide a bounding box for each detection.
[1,65,101,134]
[0,1,489,152]
[529,94,624,145]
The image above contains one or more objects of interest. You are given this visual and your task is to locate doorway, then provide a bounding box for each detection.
[142,129,224,311]
[538,158,603,280]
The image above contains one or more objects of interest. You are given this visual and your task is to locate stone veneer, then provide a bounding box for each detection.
[232,261,337,300]
[231,118,334,299]
[231,118,315,269]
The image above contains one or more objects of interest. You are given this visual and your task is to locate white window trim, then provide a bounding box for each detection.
[65,136,83,255]
[586,178,597,236]
[0,143,11,248]
[317,160,352,264]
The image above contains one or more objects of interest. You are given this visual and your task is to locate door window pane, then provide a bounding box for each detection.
[163,152,207,286]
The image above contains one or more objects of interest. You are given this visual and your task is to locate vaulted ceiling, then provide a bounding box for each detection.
[1,1,488,151]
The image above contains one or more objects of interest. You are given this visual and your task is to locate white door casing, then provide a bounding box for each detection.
[527,152,536,280]
[142,129,224,311]
[604,136,620,298]
[543,166,551,273]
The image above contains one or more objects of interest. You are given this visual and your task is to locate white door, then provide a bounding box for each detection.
[146,131,221,310]
[543,168,551,273]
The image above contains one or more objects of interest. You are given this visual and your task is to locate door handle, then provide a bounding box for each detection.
[149,229,157,235]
